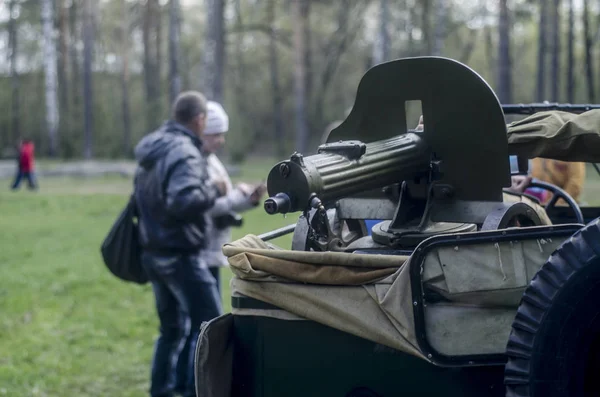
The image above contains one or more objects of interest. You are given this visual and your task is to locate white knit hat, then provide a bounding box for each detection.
[204,101,229,135]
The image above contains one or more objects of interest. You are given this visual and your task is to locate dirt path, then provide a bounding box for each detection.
[0,160,137,180]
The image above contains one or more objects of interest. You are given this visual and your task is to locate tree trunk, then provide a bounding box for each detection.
[156,1,163,111]
[202,0,225,102]
[536,0,547,101]
[41,0,60,157]
[583,0,595,102]
[497,0,512,103]
[268,0,285,157]
[143,0,152,123]
[421,0,431,54]
[144,0,161,129]
[313,0,366,133]
[121,0,132,156]
[58,0,69,115]
[459,29,478,64]
[372,0,390,65]
[550,0,560,101]
[83,0,94,159]
[231,0,250,141]
[566,0,574,102]
[432,0,447,56]
[484,25,495,79]
[70,0,81,124]
[407,0,415,56]
[293,0,309,154]
[302,0,312,103]
[8,0,20,145]
[169,0,182,104]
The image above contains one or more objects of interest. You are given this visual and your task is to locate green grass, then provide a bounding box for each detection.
[0,160,292,397]
[1,160,600,396]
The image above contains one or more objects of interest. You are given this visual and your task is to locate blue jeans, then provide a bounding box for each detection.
[141,251,223,397]
[11,170,38,190]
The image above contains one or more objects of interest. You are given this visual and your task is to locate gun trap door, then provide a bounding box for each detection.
[328,57,511,203]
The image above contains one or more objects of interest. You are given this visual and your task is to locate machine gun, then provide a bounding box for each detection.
[262,57,544,252]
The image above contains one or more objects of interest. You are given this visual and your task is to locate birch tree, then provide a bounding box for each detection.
[41,0,59,156]
[169,0,182,104]
[83,0,94,159]
[70,0,81,122]
[58,0,69,116]
[432,0,448,56]
[121,0,132,156]
[8,0,20,146]
[372,0,390,65]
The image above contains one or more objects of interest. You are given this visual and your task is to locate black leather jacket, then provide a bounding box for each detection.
[133,121,219,254]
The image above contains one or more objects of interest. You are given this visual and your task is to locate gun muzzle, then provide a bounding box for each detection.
[264,133,430,214]
[264,193,292,215]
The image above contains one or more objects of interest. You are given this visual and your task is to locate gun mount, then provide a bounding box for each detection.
[263,57,545,252]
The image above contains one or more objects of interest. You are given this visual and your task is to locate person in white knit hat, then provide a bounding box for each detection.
[200,100,267,291]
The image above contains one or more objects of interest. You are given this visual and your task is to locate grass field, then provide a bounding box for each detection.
[1,161,600,396]
[0,160,292,397]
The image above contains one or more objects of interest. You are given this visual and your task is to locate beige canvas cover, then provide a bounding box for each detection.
[225,228,568,360]
[507,109,600,161]
[502,191,553,225]
[223,234,407,285]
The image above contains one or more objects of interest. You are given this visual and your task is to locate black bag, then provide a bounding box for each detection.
[100,194,148,284]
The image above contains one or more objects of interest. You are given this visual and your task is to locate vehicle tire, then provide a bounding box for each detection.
[504,218,600,397]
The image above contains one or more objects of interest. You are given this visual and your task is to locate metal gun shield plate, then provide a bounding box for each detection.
[328,56,511,203]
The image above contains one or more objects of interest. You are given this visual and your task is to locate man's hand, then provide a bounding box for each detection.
[236,182,267,205]
[236,182,254,196]
[249,182,267,205]
[506,175,532,194]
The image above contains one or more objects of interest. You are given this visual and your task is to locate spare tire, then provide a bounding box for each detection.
[505,218,600,397]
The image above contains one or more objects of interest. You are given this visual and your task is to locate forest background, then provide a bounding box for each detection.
[0,0,593,164]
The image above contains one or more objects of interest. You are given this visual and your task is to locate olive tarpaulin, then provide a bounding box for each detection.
[507,109,600,162]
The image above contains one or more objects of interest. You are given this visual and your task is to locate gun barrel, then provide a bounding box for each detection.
[264,133,430,214]
[502,103,600,115]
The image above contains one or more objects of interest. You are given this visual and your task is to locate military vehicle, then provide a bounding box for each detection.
[194,57,600,397]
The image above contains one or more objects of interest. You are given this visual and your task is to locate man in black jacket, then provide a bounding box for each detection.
[133,91,223,397]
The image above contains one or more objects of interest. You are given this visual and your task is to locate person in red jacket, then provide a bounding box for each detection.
[11,138,38,190]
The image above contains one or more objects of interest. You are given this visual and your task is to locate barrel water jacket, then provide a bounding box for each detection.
[134,120,219,254]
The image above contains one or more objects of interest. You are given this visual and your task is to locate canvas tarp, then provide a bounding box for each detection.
[502,191,553,225]
[422,236,563,306]
[507,109,600,162]
[223,234,407,285]
[226,229,568,360]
